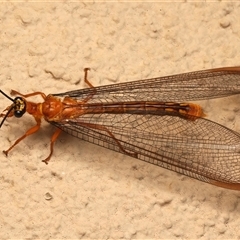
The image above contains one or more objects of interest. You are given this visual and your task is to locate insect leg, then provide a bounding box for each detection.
[78,121,138,158]
[3,118,41,157]
[82,68,97,103]
[83,68,94,88]
[10,90,47,100]
[42,128,62,164]
[0,106,14,118]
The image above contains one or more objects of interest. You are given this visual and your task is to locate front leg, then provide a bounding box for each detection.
[3,118,41,157]
[10,90,47,100]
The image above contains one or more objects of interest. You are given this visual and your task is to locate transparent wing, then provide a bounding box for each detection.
[53,67,240,102]
[52,113,240,189]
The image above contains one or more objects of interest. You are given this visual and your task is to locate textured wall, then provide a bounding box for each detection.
[0,2,240,239]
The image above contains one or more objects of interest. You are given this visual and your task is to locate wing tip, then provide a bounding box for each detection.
[207,66,240,73]
[210,180,240,191]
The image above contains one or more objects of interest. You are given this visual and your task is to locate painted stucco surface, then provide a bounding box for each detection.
[1,2,240,239]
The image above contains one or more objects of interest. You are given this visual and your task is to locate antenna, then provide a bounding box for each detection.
[0,90,14,102]
[0,90,15,128]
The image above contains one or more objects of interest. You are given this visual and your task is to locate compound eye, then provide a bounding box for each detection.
[14,110,24,118]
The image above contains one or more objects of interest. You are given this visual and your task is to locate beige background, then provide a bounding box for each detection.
[1,2,240,239]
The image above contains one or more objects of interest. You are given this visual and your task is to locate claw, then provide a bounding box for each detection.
[3,150,8,157]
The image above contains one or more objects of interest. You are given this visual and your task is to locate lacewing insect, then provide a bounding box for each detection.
[1,67,240,190]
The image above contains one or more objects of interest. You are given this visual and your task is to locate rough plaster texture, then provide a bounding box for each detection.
[1,2,240,239]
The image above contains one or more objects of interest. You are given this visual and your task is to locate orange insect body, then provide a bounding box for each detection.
[30,96,205,122]
[36,95,81,121]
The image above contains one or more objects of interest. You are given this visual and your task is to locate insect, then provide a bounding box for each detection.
[1,67,240,190]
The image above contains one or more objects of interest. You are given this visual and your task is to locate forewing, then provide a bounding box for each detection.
[52,113,240,187]
[53,67,240,102]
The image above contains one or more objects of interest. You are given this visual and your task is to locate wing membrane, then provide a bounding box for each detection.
[52,113,240,186]
[53,67,240,102]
